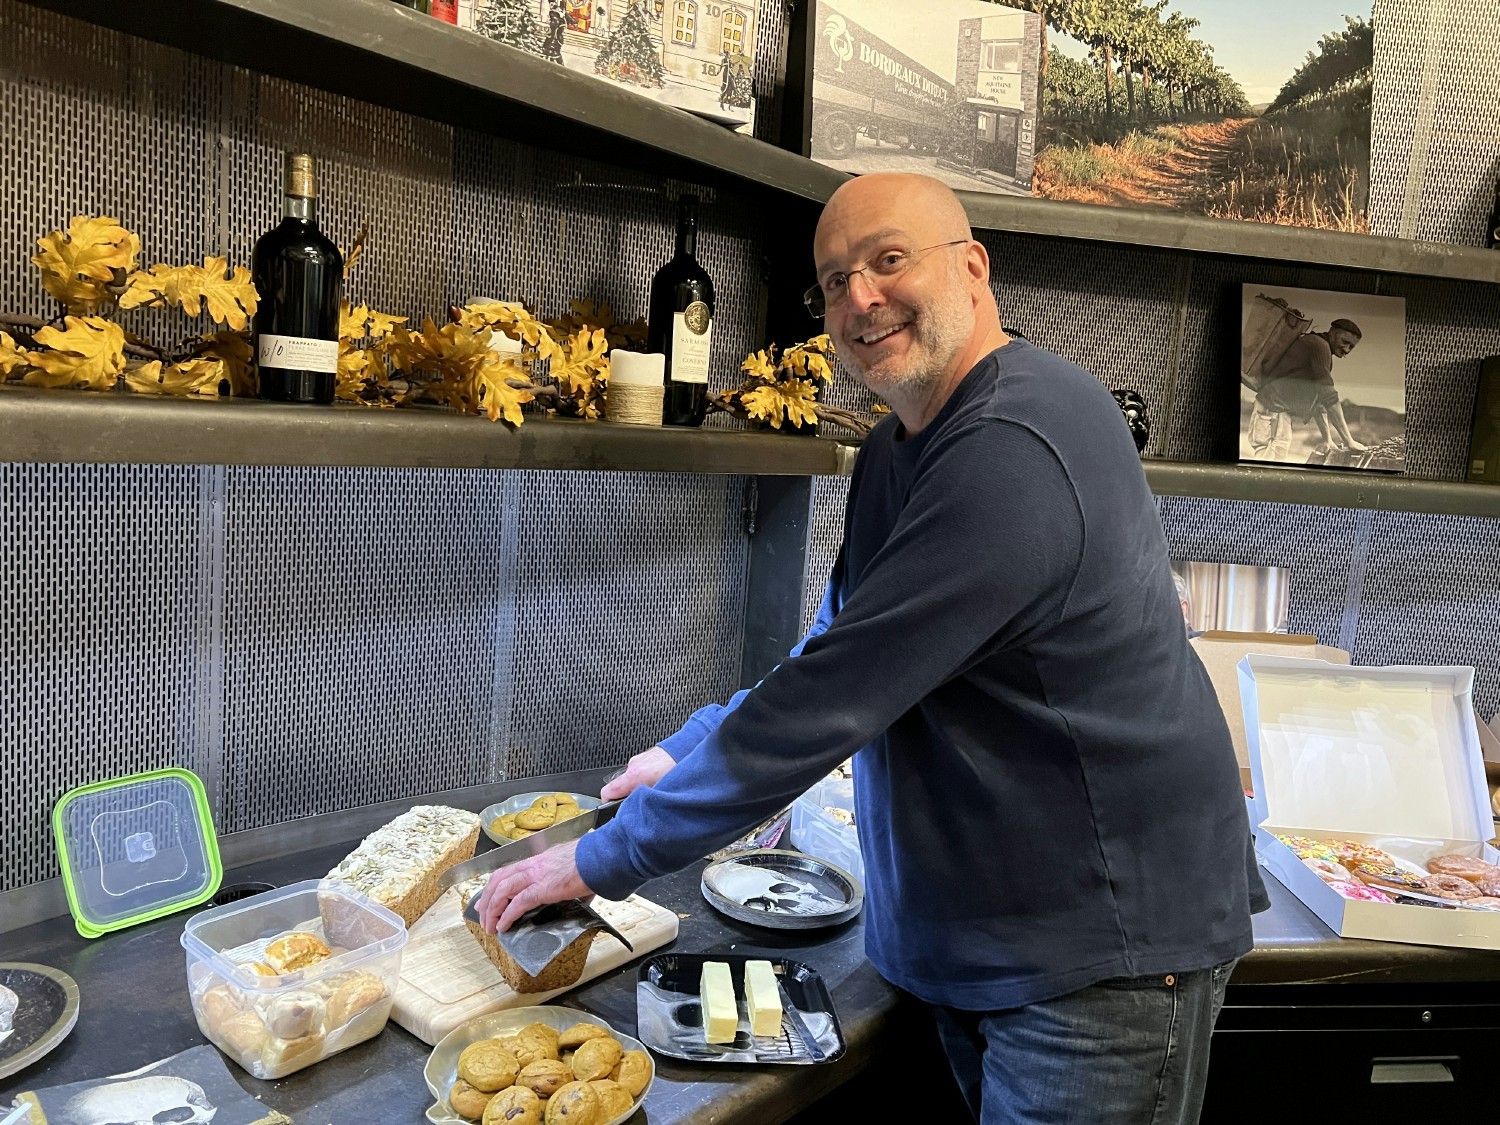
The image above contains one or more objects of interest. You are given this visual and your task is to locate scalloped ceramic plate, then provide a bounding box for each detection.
[423,1005,652,1124]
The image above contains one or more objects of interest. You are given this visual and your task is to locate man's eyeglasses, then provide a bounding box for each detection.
[802,239,969,318]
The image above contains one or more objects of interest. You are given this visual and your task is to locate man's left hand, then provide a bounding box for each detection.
[474,839,593,933]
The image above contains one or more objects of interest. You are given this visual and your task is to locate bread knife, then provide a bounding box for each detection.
[438,798,622,892]
[777,979,826,1062]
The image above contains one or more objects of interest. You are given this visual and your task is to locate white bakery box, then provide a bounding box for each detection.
[1240,653,1500,950]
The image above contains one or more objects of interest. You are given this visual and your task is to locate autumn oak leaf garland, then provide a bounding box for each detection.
[2,216,875,434]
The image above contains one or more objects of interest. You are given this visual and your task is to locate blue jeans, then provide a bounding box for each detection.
[931,960,1236,1125]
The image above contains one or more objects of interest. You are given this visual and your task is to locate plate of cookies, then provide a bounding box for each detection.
[423,1005,653,1124]
[482,793,601,846]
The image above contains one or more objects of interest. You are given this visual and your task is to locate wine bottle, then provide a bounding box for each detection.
[648,194,715,427]
[252,153,343,405]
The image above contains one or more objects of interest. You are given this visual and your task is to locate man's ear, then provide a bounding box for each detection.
[966,239,991,291]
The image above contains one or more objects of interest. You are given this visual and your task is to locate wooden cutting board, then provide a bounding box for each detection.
[390,886,679,1045]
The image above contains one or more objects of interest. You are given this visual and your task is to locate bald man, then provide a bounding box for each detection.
[478,174,1263,1124]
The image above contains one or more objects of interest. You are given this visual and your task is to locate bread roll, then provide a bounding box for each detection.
[256,989,325,1040]
[261,1031,326,1073]
[325,971,386,1028]
[263,932,332,974]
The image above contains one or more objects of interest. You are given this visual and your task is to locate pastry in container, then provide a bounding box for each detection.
[181,878,408,1079]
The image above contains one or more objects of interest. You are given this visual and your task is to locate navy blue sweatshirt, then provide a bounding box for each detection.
[576,339,1263,1010]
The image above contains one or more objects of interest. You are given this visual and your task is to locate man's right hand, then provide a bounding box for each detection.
[601,746,676,800]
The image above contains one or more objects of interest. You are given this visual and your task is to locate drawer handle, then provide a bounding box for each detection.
[1370,1058,1456,1085]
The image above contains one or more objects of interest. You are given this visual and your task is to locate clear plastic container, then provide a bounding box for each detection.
[180,878,408,1079]
[790,776,864,888]
[53,768,222,938]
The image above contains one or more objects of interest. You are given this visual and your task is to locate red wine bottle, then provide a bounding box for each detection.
[253,153,343,404]
[648,194,715,427]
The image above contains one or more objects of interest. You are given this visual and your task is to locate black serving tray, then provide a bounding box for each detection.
[635,953,845,1065]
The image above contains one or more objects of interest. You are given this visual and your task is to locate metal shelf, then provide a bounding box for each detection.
[25,0,843,209]
[0,386,860,475]
[25,0,1500,285]
[959,193,1500,285]
[1145,459,1500,519]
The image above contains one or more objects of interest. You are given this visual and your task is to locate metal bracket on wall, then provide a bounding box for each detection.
[739,475,815,688]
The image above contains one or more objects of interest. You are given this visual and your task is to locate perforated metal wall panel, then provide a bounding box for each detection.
[0,1,764,893]
[801,475,850,632]
[982,230,1184,459]
[218,467,510,833]
[0,464,210,891]
[1370,0,1500,244]
[1356,509,1500,720]
[506,471,749,777]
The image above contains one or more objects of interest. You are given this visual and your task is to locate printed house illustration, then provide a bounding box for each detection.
[481,0,758,124]
[809,0,1040,193]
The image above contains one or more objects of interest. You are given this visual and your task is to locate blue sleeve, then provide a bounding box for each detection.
[575,423,1083,899]
[655,565,842,761]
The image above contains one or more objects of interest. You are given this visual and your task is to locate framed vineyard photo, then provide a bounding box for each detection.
[805,0,1373,229]
[1238,284,1406,472]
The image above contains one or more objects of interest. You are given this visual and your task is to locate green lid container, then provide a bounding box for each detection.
[52,768,223,938]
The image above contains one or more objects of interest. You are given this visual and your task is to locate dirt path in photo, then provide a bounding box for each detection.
[1106,118,1256,207]
[1041,118,1257,210]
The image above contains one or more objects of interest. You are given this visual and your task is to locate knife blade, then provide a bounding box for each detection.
[439,799,622,892]
[776,978,825,1062]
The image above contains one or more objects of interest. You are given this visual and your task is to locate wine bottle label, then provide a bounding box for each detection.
[258,334,338,373]
[670,302,712,384]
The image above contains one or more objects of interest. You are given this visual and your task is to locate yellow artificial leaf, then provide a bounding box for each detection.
[121,258,258,329]
[201,330,255,396]
[461,300,558,361]
[549,327,609,397]
[366,309,405,340]
[119,262,189,310]
[740,378,820,430]
[32,216,139,313]
[339,300,404,343]
[740,348,776,381]
[471,352,534,426]
[0,331,29,378]
[551,298,647,352]
[125,357,224,396]
[339,300,369,339]
[26,316,126,389]
[181,257,258,329]
[342,226,367,278]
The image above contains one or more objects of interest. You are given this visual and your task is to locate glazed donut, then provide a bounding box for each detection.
[1331,841,1396,869]
[1301,858,1353,884]
[1463,896,1500,910]
[1425,854,1500,883]
[1422,873,1482,900]
[1477,874,1500,897]
[1328,880,1394,903]
[1350,862,1426,891]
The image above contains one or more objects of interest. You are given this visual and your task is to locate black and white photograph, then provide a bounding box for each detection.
[1238,283,1406,472]
[809,0,1043,194]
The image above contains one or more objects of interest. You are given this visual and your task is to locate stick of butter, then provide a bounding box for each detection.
[700,960,739,1044]
[744,959,783,1037]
